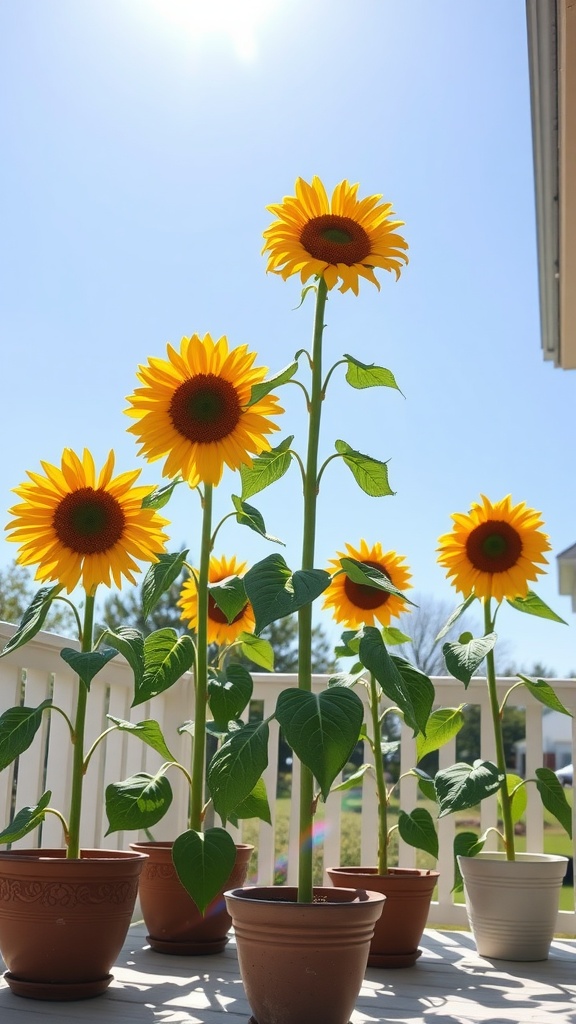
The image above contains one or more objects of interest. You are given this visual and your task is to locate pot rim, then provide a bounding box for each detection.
[326,865,439,879]
[457,851,568,865]
[224,884,386,906]
[0,848,147,863]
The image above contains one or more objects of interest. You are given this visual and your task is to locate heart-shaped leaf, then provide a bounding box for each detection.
[208,720,269,822]
[453,830,486,892]
[231,495,284,544]
[60,647,118,688]
[229,777,271,825]
[517,675,572,716]
[106,716,176,761]
[133,629,195,706]
[142,477,184,510]
[340,557,415,605]
[397,807,438,859]
[208,664,253,728]
[172,827,237,915]
[500,773,527,825]
[442,632,497,685]
[334,440,394,497]
[238,631,275,670]
[343,354,403,393]
[435,760,504,817]
[275,688,364,799]
[240,436,294,499]
[208,576,249,624]
[416,707,465,761]
[507,590,567,624]
[248,362,298,405]
[0,700,52,771]
[535,767,572,837]
[358,628,432,735]
[99,627,144,690]
[105,771,173,833]
[435,595,478,642]
[244,554,330,633]
[142,550,189,619]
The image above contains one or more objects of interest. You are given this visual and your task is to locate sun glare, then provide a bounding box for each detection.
[148,0,277,60]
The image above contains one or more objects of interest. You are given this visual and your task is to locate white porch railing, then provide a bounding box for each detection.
[1,621,574,934]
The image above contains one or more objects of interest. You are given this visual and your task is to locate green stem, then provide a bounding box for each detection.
[298,277,328,903]
[67,592,95,859]
[484,597,515,859]
[369,673,389,874]
[189,484,213,831]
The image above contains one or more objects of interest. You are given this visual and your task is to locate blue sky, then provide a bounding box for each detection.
[1,0,575,674]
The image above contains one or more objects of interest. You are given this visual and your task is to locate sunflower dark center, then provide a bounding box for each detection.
[53,488,125,554]
[465,521,523,573]
[300,214,372,266]
[343,560,391,611]
[208,594,247,625]
[170,374,241,444]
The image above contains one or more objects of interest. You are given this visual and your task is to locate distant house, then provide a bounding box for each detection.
[514,708,572,775]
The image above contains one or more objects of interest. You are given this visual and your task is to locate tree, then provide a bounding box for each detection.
[0,560,75,635]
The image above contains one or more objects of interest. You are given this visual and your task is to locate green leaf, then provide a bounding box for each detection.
[208,664,253,729]
[142,477,184,510]
[442,632,497,685]
[209,575,248,624]
[60,647,117,689]
[106,716,177,761]
[229,777,271,825]
[0,791,52,845]
[332,764,373,791]
[141,550,189,619]
[275,688,364,800]
[340,557,415,605]
[453,830,485,892]
[208,720,270,822]
[358,627,432,735]
[133,629,195,706]
[243,554,330,634]
[413,768,436,802]
[435,760,504,817]
[0,700,52,771]
[334,629,361,659]
[416,708,465,761]
[172,827,237,915]
[507,590,567,625]
[99,627,145,691]
[343,354,403,393]
[517,675,572,716]
[240,436,294,500]
[0,586,61,657]
[501,773,527,825]
[382,626,412,646]
[105,771,173,833]
[334,440,394,497]
[238,631,275,670]
[328,669,365,689]
[535,767,572,838]
[248,362,298,406]
[231,495,284,545]
[398,808,438,859]
[435,595,478,642]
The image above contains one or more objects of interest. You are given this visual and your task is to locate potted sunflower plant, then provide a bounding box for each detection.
[102,333,284,954]
[321,540,464,967]
[0,448,170,999]
[434,494,572,960]
[204,176,422,1024]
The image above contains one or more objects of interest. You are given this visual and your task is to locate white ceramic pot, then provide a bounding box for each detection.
[457,851,568,961]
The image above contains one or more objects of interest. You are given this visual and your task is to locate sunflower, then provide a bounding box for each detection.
[323,540,412,628]
[262,176,409,295]
[437,495,551,603]
[5,448,169,594]
[125,333,283,487]
[178,554,255,645]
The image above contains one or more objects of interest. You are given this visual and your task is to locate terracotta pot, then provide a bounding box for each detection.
[130,840,253,954]
[458,851,568,960]
[225,884,386,1024]
[327,865,438,967]
[0,848,146,1000]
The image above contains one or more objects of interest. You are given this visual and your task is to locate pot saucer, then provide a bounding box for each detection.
[3,971,113,1001]
[368,948,422,968]
[147,934,229,955]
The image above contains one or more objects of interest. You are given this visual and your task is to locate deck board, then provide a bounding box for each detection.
[1,923,575,1023]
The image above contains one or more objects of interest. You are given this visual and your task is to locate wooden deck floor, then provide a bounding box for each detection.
[1,922,575,1023]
